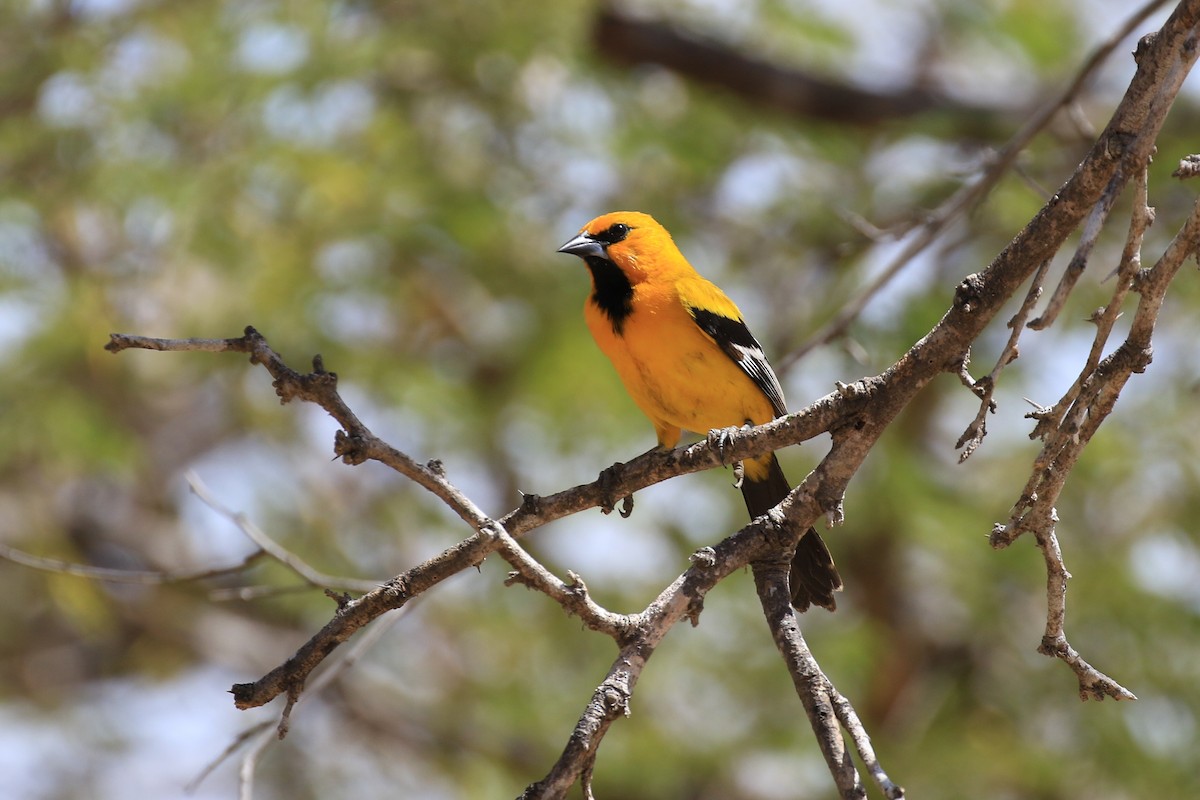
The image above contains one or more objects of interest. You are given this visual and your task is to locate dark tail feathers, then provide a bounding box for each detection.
[740,454,843,612]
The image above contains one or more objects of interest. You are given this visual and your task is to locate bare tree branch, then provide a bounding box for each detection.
[996,192,1200,552]
[781,0,1175,368]
[753,554,864,798]
[1034,519,1138,701]
[954,254,1050,461]
[830,688,905,800]
[1028,175,1124,330]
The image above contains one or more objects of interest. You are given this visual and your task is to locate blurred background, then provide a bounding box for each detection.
[2,0,1199,797]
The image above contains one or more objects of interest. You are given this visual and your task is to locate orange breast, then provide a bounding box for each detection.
[584,279,777,446]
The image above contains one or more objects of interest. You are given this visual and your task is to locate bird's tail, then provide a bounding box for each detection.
[740,454,843,612]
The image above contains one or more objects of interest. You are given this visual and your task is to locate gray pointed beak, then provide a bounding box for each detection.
[557,232,607,260]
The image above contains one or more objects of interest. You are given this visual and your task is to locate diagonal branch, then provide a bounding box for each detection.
[782,0,1175,367]
[753,554,862,798]
[186,472,380,594]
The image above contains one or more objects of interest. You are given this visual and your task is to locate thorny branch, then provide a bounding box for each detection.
[97,2,1200,797]
[991,189,1200,700]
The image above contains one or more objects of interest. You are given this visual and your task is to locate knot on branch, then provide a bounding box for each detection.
[324,589,353,609]
[989,521,1018,549]
[519,491,542,514]
[689,546,717,568]
[1173,154,1200,180]
[601,677,633,719]
[380,575,410,600]
[334,430,369,465]
[241,325,267,360]
[276,367,339,404]
[1038,634,1069,660]
[1101,130,1137,163]
[1133,32,1157,65]
[953,272,985,312]
[1104,340,1154,375]
[834,379,868,398]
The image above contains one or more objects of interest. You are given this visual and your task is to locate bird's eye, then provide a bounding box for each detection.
[596,223,631,244]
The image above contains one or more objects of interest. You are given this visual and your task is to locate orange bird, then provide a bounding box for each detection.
[558,211,841,611]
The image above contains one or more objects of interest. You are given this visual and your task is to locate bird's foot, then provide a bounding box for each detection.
[598,462,635,518]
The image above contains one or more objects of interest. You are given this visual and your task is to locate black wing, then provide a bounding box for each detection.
[689,306,788,418]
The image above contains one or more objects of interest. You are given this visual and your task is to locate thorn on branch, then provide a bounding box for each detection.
[333,430,370,465]
[564,570,589,596]
[519,491,542,515]
[381,575,410,600]
[324,589,353,609]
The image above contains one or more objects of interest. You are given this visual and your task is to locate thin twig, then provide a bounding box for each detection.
[498,526,634,640]
[186,471,379,594]
[0,541,266,584]
[954,255,1052,461]
[995,192,1200,550]
[1033,520,1137,700]
[1028,172,1125,330]
[830,688,905,799]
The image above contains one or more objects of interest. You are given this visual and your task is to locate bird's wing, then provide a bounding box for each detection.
[687,303,788,419]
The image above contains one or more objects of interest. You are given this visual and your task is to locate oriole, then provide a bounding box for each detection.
[558,211,842,611]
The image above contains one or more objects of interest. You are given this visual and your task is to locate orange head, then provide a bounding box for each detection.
[556,211,682,285]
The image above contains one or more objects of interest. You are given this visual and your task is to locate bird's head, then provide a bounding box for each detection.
[556,211,678,284]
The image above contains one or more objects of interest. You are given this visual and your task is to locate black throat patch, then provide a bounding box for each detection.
[586,256,634,334]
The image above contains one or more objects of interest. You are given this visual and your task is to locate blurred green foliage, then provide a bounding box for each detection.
[1,0,1198,798]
